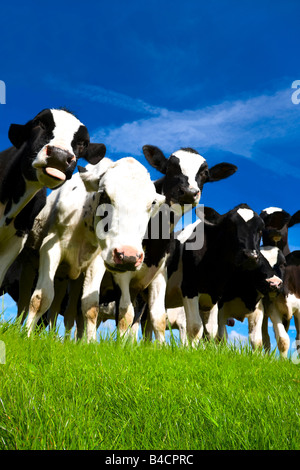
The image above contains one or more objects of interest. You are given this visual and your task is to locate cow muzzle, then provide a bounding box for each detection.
[108,246,144,272]
[178,186,200,205]
[240,249,259,269]
[43,145,76,181]
[266,275,283,292]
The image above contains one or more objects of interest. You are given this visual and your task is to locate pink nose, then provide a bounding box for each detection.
[113,246,144,268]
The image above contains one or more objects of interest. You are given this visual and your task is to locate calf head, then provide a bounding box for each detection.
[202,204,283,293]
[8,108,106,189]
[79,157,165,273]
[143,145,237,208]
[260,207,300,254]
[203,204,264,270]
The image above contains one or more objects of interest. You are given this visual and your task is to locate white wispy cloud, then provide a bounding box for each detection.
[92,88,300,177]
[46,76,165,116]
[46,76,300,177]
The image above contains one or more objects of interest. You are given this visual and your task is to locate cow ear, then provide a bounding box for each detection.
[289,210,300,227]
[142,145,168,174]
[8,123,31,148]
[208,163,237,182]
[78,165,100,192]
[203,206,222,225]
[80,143,106,164]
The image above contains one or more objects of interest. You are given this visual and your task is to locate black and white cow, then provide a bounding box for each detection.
[260,207,300,256]
[105,145,237,341]
[284,251,300,354]
[259,207,300,356]
[165,204,282,347]
[24,156,165,341]
[0,107,105,288]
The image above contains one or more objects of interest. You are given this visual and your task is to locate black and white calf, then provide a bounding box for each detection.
[0,108,104,288]
[284,251,300,354]
[165,204,282,347]
[260,207,300,256]
[260,207,300,356]
[108,145,237,341]
[25,156,165,341]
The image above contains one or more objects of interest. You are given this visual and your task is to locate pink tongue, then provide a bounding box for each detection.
[45,167,66,181]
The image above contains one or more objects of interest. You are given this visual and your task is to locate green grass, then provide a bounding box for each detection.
[0,320,299,450]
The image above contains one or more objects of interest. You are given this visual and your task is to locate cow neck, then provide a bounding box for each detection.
[0,152,41,228]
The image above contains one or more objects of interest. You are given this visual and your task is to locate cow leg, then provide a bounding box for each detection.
[175,309,187,346]
[0,235,27,287]
[143,306,154,341]
[217,306,228,341]
[113,272,135,337]
[81,256,106,343]
[268,301,290,357]
[64,277,83,338]
[26,235,62,336]
[262,310,271,353]
[147,271,167,343]
[247,299,263,349]
[47,277,68,330]
[200,304,218,340]
[294,309,300,355]
[17,256,38,323]
[183,296,203,346]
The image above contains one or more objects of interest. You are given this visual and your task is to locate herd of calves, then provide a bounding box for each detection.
[0,107,299,358]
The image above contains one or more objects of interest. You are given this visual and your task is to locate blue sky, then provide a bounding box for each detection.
[0,0,300,350]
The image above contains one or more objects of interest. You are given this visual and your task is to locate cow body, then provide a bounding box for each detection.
[0,108,105,288]
[260,207,300,356]
[165,204,282,347]
[25,157,165,340]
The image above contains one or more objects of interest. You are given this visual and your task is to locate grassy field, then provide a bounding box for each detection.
[0,319,299,451]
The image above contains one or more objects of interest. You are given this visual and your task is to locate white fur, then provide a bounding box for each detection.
[95,157,165,266]
[263,207,283,214]
[173,150,206,189]
[260,246,280,268]
[237,208,254,222]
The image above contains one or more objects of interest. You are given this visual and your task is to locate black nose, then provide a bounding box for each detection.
[179,187,200,204]
[243,249,259,260]
[46,145,76,169]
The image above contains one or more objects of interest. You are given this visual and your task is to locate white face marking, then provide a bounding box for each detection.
[237,208,255,222]
[260,246,280,268]
[173,150,206,189]
[263,207,283,215]
[49,109,83,154]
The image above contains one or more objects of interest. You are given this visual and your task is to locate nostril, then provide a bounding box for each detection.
[46,145,52,156]
[113,249,124,264]
[67,154,76,164]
